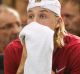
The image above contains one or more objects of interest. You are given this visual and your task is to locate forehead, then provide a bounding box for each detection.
[0,12,20,26]
[62,2,79,14]
[0,6,20,22]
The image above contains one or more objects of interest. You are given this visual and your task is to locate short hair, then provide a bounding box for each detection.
[0,5,21,22]
[7,7,20,19]
[67,0,80,12]
[61,0,80,12]
[69,0,80,4]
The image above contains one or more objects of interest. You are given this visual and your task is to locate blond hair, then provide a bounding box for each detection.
[54,19,66,48]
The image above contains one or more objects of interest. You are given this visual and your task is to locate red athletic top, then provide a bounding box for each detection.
[4,34,80,74]
[4,39,23,74]
[52,34,80,74]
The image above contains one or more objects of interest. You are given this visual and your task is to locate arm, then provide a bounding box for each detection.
[51,71,55,74]
[16,44,27,74]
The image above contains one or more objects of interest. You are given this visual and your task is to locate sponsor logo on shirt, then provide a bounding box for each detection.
[56,66,66,73]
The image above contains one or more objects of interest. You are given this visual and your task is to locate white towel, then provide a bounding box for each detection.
[19,22,54,74]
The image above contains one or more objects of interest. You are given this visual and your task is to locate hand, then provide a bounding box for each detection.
[51,71,55,74]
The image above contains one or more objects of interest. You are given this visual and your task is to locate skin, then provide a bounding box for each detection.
[0,6,22,53]
[27,7,59,30]
[17,7,61,74]
[61,2,80,36]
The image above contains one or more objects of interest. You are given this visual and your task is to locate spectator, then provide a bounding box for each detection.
[3,5,24,74]
[0,5,22,74]
[4,0,28,74]
[61,0,80,36]
[0,5,22,53]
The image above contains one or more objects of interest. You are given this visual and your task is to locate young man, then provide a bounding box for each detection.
[17,0,80,74]
[4,0,80,74]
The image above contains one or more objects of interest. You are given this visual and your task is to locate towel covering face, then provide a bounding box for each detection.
[19,22,54,74]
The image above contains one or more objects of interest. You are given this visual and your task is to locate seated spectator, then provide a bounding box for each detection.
[61,0,80,36]
[3,4,24,74]
[0,5,22,74]
[4,1,29,74]
[0,5,22,53]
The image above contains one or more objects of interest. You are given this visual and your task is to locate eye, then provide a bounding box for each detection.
[65,14,71,18]
[5,24,13,29]
[0,24,13,30]
[28,14,34,19]
[39,14,47,19]
[63,14,73,19]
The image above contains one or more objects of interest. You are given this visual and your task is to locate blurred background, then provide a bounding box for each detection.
[3,0,28,25]
[2,0,65,24]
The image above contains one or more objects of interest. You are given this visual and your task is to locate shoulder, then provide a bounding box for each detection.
[64,34,80,72]
[6,38,22,48]
[4,38,23,53]
[64,33,80,61]
[62,33,80,59]
[64,33,80,47]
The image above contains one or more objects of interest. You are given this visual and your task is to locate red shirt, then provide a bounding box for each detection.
[4,39,23,74]
[4,34,80,74]
[52,34,80,74]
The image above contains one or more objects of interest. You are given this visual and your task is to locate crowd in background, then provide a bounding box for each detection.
[0,0,27,74]
[0,0,80,74]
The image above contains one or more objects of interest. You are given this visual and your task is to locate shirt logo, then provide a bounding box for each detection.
[56,66,66,73]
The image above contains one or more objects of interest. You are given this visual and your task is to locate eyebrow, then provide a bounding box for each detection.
[28,10,32,13]
[39,9,49,13]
